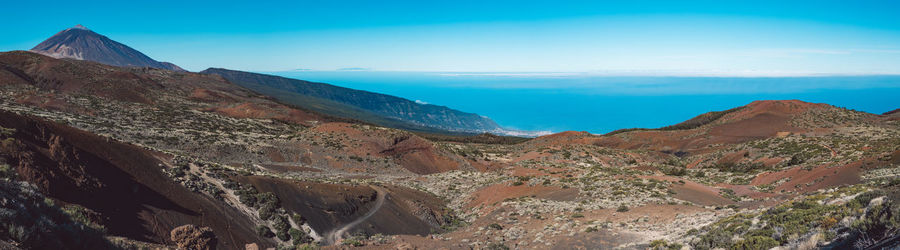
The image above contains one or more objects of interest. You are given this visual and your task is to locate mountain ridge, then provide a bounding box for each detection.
[200,67,507,134]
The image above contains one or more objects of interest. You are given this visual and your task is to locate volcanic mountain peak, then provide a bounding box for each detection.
[69,24,89,30]
[30,25,184,71]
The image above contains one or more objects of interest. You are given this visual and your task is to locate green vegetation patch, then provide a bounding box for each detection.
[0,180,113,249]
[0,126,14,137]
[689,185,900,250]
[649,239,684,250]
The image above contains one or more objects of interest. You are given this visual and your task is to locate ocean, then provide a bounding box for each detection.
[272,71,900,135]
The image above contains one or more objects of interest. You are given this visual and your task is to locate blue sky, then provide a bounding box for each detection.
[3,0,900,74]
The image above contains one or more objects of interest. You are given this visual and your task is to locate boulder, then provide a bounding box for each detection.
[170,224,217,250]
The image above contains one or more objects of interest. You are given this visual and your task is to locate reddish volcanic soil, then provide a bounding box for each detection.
[189,88,236,103]
[381,135,461,174]
[205,102,321,125]
[721,100,826,122]
[752,160,864,193]
[716,150,749,165]
[467,182,579,210]
[706,113,803,143]
[311,123,465,174]
[719,184,779,200]
[644,176,734,206]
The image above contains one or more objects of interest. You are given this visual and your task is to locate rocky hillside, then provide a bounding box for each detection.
[201,68,503,134]
[0,51,462,248]
[2,44,900,249]
[30,25,184,71]
[0,110,270,249]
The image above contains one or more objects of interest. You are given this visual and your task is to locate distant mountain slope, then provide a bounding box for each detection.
[30,25,184,71]
[200,68,503,133]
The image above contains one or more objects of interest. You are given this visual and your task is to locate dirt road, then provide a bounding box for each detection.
[324,186,386,245]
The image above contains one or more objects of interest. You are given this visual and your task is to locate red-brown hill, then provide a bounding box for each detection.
[532,100,877,153]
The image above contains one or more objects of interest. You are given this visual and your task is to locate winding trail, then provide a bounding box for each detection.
[325,186,386,245]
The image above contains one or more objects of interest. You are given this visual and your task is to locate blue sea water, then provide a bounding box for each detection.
[272,71,900,134]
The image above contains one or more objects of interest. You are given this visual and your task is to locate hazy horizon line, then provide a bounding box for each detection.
[7,49,900,78]
[266,69,900,78]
